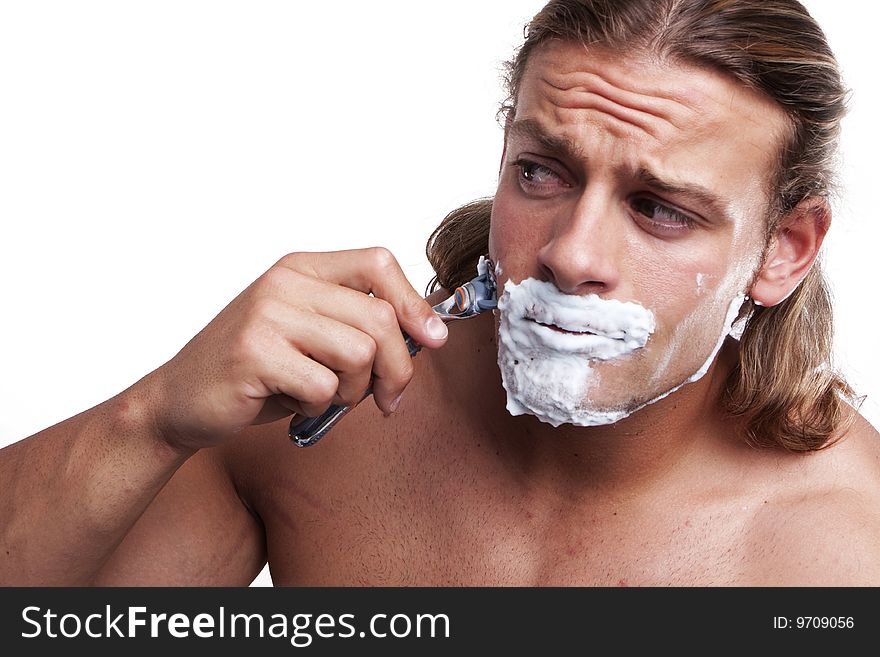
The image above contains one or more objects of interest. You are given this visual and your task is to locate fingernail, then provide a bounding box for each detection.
[426,316,448,340]
[390,392,404,412]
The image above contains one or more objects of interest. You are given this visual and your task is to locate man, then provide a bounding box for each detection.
[2,0,878,585]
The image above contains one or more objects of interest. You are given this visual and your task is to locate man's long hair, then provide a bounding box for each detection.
[426,0,857,451]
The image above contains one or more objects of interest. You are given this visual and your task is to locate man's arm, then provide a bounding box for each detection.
[0,248,448,584]
[94,443,267,586]
[0,384,195,584]
[1,391,265,586]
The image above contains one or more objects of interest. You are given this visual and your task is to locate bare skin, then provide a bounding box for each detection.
[3,45,879,586]
[95,312,880,586]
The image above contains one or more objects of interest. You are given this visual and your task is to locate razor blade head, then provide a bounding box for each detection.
[432,255,498,319]
[453,287,468,313]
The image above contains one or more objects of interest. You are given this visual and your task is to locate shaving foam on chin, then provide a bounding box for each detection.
[496,272,746,428]
[496,277,656,427]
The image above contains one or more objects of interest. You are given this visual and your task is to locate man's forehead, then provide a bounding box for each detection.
[516,41,789,149]
[509,42,789,214]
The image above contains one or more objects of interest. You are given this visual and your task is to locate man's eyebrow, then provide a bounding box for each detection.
[635,168,730,220]
[507,118,586,161]
[508,118,731,219]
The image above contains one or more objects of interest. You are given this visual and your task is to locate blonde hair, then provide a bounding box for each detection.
[427,0,858,451]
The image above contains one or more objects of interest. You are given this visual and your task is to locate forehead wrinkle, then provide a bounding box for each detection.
[536,73,693,143]
[548,69,694,128]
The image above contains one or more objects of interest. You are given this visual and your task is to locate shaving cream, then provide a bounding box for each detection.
[496,277,655,427]
[495,273,744,428]
[636,293,745,409]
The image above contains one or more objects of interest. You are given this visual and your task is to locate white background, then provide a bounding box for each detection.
[1,2,876,587]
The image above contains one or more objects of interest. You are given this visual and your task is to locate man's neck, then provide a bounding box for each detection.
[470,332,747,504]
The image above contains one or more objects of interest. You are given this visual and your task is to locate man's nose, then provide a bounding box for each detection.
[536,192,622,295]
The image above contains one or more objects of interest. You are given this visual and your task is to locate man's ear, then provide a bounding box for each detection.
[749,197,831,306]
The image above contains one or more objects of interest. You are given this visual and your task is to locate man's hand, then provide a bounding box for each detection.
[143,247,449,452]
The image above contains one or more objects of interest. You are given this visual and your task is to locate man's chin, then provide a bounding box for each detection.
[504,385,645,428]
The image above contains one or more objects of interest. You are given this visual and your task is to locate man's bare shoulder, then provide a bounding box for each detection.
[746,410,880,585]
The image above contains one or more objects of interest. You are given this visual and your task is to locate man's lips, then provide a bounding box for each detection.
[515,316,645,358]
[529,318,610,337]
[534,320,594,335]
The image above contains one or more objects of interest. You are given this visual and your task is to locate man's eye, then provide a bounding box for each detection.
[511,158,568,195]
[631,197,695,232]
[519,160,556,183]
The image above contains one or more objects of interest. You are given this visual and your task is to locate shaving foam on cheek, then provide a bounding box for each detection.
[496,277,656,427]
[637,293,745,411]
[685,293,744,384]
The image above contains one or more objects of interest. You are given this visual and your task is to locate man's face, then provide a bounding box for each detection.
[488,42,790,424]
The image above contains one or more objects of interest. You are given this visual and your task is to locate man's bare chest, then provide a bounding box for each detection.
[255,461,754,586]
